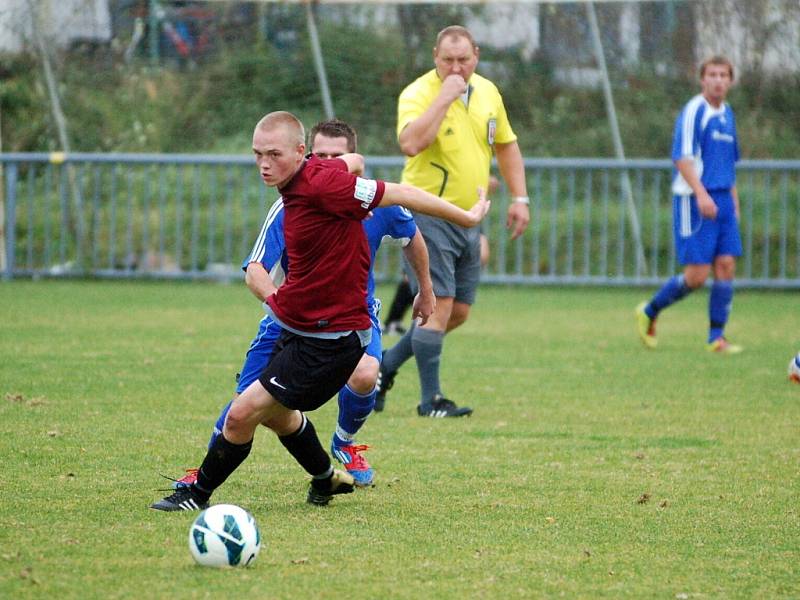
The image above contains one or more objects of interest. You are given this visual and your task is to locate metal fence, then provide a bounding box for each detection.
[2,153,800,288]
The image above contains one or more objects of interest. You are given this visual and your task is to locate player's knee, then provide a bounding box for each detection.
[348,357,379,394]
[223,402,256,436]
[683,268,710,289]
[714,257,736,280]
[446,304,470,332]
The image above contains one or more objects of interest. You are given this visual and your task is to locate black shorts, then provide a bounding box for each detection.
[258,330,363,411]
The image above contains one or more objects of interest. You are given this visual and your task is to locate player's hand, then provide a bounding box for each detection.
[411,289,436,326]
[464,187,490,227]
[506,201,530,240]
[440,74,468,104]
[696,190,718,219]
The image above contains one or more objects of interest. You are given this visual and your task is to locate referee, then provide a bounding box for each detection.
[377,25,530,418]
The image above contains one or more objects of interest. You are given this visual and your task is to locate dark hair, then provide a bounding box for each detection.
[309,119,357,153]
[700,55,734,81]
[435,25,477,51]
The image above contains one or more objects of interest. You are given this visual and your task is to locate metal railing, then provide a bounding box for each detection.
[2,153,799,288]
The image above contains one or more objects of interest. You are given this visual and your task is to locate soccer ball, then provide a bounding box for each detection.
[188,504,261,568]
[789,353,800,384]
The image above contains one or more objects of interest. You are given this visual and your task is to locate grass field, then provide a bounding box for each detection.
[1,280,798,599]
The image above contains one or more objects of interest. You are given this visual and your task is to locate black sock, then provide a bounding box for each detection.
[278,414,332,486]
[385,279,414,325]
[194,434,253,499]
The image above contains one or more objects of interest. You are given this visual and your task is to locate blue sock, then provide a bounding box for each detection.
[647,274,693,319]
[382,321,416,374]
[208,400,233,449]
[333,384,376,447]
[708,280,734,342]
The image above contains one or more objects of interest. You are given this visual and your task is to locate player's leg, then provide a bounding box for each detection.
[331,306,381,485]
[332,355,378,486]
[636,194,711,347]
[259,330,365,505]
[383,276,413,335]
[151,379,285,512]
[414,296,454,415]
[706,192,743,353]
[210,316,281,448]
[415,220,479,418]
[707,255,738,351]
[172,317,281,489]
[446,300,471,332]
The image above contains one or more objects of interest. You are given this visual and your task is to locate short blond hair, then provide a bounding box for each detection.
[700,55,734,81]
[435,25,477,51]
[255,111,305,146]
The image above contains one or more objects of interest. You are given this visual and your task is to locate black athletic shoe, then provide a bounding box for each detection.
[307,469,356,506]
[150,486,209,512]
[417,395,473,418]
[373,355,396,413]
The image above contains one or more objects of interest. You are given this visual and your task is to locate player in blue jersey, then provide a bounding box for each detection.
[172,119,434,488]
[636,56,743,354]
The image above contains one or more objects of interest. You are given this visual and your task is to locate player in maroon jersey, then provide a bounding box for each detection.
[152,111,488,510]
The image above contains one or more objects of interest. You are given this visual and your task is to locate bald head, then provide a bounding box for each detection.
[254,111,306,147]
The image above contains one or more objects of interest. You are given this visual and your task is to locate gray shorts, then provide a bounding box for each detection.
[403,212,481,305]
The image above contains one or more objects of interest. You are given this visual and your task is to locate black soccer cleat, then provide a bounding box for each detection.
[150,486,209,512]
[373,354,396,413]
[307,469,356,506]
[417,395,473,418]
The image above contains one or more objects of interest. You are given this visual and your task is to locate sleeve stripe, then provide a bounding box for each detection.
[247,197,283,266]
[681,95,704,157]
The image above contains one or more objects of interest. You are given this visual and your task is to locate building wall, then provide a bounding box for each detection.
[0,0,111,53]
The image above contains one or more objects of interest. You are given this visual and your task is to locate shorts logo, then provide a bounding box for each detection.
[269,376,287,390]
[354,177,378,209]
[487,118,497,145]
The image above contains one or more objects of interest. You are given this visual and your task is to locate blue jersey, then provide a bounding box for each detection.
[243,198,288,286]
[671,94,739,195]
[243,200,417,309]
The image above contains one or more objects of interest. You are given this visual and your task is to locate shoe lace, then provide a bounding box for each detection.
[340,444,371,469]
[177,468,199,482]
[158,468,199,490]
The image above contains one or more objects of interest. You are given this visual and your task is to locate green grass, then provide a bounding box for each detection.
[0,281,798,598]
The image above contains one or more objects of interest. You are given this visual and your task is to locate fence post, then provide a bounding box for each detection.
[3,162,17,281]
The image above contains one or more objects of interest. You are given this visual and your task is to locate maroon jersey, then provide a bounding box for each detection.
[266,155,385,333]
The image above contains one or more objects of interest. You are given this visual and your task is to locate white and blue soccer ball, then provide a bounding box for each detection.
[789,352,800,384]
[188,504,261,568]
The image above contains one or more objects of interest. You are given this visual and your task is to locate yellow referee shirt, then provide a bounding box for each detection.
[397,69,517,210]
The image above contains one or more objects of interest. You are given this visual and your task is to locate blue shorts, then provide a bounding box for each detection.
[235,315,282,393]
[673,189,742,265]
[235,302,383,393]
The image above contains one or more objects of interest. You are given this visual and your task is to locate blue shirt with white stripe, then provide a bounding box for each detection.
[671,94,739,194]
[242,200,417,310]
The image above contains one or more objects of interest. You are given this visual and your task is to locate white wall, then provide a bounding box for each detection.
[0,0,111,53]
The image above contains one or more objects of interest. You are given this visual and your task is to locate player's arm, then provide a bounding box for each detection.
[398,75,466,156]
[675,158,717,219]
[401,231,435,325]
[244,262,278,302]
[336,153,365,176]
[495,140,530,240]
[378,182,489,228]
[731,185,740,220]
